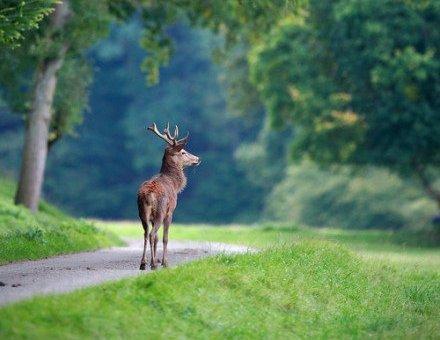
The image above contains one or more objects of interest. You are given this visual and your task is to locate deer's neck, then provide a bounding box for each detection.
[160,159,187,193]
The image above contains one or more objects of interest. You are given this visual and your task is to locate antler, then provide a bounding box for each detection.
[148,122,189,146]
[148,123,173,145]
[164,122,179,141]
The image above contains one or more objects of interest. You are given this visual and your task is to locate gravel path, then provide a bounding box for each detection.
[0,239,251,306]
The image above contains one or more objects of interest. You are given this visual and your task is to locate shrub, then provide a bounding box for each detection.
[264,162,437,230]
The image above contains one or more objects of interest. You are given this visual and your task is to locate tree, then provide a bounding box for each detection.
[250,0,440,208]
[14,1,73,211]
[138,0,300,84]
[0,0,56,47]
[0,0,119,211]
[1,0,297,212]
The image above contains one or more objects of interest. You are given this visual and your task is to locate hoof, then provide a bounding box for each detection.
[150,263,157,270]
[162,261,168,268]
[139,263,146,270]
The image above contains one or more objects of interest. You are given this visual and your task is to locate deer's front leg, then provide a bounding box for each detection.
[162,217,171,267]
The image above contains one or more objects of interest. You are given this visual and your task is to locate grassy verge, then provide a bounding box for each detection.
[0,178,121,264]
[97,221,440,268]
[1,241,439,338]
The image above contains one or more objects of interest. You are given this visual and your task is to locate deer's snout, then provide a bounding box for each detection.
[193,157,201,166]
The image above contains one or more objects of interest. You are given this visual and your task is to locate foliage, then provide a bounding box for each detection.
[2,15,438,226]
[1,241,439,338]
[138,0,300,84]
[0,0,118,144]
[0,0,56,47]
[235,120,291,195]
[0,0,299,132]
[0,0,303,217]
[234,114,437,232]
[39,21,262,222]
[264,162,438,230]
[49,57,92,147]
[250,0,440,200]
[0,112,22,173]
[221,43,265,129]
[0,177,120,264]
[1,0,438,227]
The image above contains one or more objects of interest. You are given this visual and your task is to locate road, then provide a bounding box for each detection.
[0,239,251,306]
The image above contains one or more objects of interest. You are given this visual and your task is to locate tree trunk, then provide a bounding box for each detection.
[14,2,70,211]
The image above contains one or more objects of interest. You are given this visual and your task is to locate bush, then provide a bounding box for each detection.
[264,162,437,230]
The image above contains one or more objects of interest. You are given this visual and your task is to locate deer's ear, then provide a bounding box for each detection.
[174,135,189,152]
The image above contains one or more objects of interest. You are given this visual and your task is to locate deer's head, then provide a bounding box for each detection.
[148,122,201,168]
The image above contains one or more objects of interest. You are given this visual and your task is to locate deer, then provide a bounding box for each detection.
[137,122,200,270]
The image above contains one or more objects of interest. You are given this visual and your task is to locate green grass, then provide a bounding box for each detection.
[1,241,439,339]
[1,196,439,338]
[0,178,121,264]
[97,221,440,269]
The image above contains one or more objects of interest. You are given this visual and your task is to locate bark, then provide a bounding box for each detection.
[14,2,70,211]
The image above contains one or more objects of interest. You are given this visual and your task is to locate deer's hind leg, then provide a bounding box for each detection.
[149,217,162,270]
[139,220,149,270]
[154,233,160,264]
[139,205,151,271]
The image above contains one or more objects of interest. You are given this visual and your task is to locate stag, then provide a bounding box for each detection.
[137,123,200,270]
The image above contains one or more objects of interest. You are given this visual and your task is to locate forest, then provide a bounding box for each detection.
[1,0,438,230]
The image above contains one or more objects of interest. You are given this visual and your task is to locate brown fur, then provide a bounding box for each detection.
[137,142,199,270]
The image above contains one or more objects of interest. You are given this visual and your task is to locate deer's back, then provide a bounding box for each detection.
[137,175,177,221]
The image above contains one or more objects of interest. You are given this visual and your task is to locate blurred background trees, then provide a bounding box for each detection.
[250,0,440,208]
[44,21,263,222]
[0,0,296,213]
[0,0,438,229]
[0,0,131,211]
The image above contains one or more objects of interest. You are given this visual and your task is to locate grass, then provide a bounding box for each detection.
[0,178,121,264]
[97,220,440,269]
[1,241,439,339]
[1,194,439,338]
